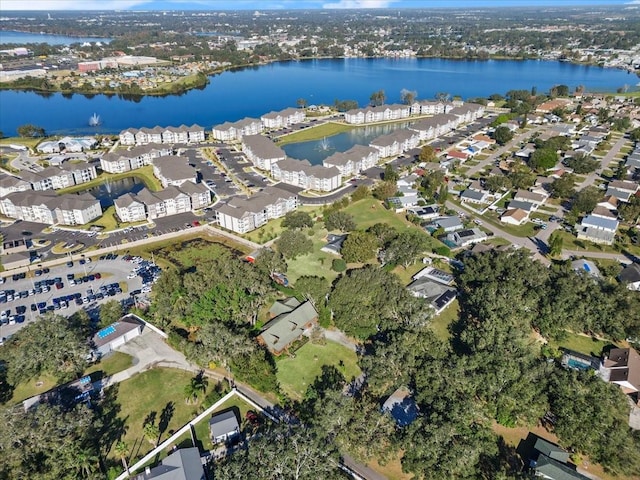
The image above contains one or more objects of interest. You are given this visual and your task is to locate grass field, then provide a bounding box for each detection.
[154,238,246,270]
[57,165,162,195]
[0,136,45,149]
[9,374,58,405]
[548,332,614,357]
[276,340,361,401]
[84,352,133,378]
[109,368,207,463]
[277,122,355,145]
[430,299,460,341]
[343,197,412,231]
[285,225,342,283]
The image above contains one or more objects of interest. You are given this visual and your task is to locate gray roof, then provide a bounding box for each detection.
[577,226,615,243]
[91,316,141,349]
[508,199,535,212]
[435,215,463,229]
[259,300,318,353]
[619,263,640,284]
[370,129,417,148]
[242,135,286,160]
[460,189,485,201]
[153,156,196,181]
[580,214,619,231]
[268,297,302,316]
[114,193,142,209]
[216,186,297,219]
[209,410,240,439]
[0,174,29,188]
[141,447,204,480]
[534,455,590,480]
[605,187,632,202]
[382,387,419,427]
[407,277,457,307]
[533,438,571,463]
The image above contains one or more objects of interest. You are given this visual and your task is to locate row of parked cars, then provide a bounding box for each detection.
[126,256,161,295]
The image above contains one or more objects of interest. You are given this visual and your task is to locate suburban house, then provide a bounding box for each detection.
[508,199,536,213]
[576,214,619,245]
[136,447,205,480]
[91,315,143,357]
[257,298,318,355]
[460,188,488,204]
[270,158,342,192]
[601,348,640,401]
[322,145,379,176]
[215,186,298,234]
[407,204,439,221]
[0,190,102,225]
[514,189,548,207]
[152,156,198,187]
[618,262,640,291]
[597,195,619,211]
[606,180,639,203]
[590,205,617,220]
[431,215,464,232]
[412,266,455,285]
[446,150,469,163]
[529,436,590,480]
[209,410,241,445]
[446,228,487,248]
[500,208,529,226]
[211,117,264,141]
[369,130,420,158]
[407,277,457,314]
[260,107,306,129]
[382,387,419,427]
[321,233,347,255]
[241,135,287,170]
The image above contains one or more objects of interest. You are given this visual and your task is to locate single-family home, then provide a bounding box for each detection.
[602,348,640,396]
[407,205,439,221]
[529,436,590,480]
[619,263,640,291]
[597,195,619,211]
[209,410,240,444]
[242,135,287,171]
[446,228,487,248]
[606,180,639,202]
[576,214,619,245]
[257,299,318,355]
[321,233,347,255]
[137,447,205,480]
[500,208,529,225]
[460,189,488,204]
[412,266,455,285]
[382,387,419,427]
[514,189,547,207]
[407,277,457,313]
[432,215,463,232]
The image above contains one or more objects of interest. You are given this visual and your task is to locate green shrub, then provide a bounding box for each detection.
[332,258,347,272]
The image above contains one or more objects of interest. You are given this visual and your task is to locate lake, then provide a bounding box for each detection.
[79,176,144,208]
[0,30,112,45]
[0,58,636,136]
[282,121,414,165]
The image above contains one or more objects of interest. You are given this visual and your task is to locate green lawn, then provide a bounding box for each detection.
[548,332,614,358]
[344,197,413,230]
[57,165,162,194]
[8,374,59,405]
[109,368,210,463]
[0,136,45,149]
[84,352,133,378]
[276,340,361,401]
[430,299,459,341]
[276,122,355,145]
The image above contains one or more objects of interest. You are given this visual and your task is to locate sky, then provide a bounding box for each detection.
[0,0,635,11]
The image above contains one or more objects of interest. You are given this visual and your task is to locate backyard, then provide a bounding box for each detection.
[276,340,361,401]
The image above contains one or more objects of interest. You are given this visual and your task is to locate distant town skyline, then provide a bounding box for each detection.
[1,0,635,11]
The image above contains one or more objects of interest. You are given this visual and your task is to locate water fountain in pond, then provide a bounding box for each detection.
[316,136,334,152]
[89,113,101,127]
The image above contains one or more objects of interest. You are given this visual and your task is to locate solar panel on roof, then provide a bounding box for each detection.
[79,376,91,385]
[97,323,119,339]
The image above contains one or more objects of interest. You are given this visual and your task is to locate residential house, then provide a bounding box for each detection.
[215,186,298,234]
[209,410,240,445]
[529,436,590,480]
[446,150,469,163]
[619,262,640,291]
[508,199,536,213]
[446,228,487,248]
[576,214,619,245]
[136,447,205,480]
[152,156,197,188]
[597,195,619,211]
[432,215,463,232]
[514,189,548,207]
[500,208,529,225]
[114,193,147,223]
[257,298,318,355]
[590,205,617,220]
[242,135,287,171]
[407,277,457,314]
[412,266,455,285]
[382,387,419,427]
[321,233,347,255]
[407,205,439,221]
[270,158,342,192]
[460,188,488,204]
[602,348,640,397]
[606,180,639,202]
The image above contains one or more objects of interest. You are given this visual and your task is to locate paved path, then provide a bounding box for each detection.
[575,134,628,190]
[560,250,634,263]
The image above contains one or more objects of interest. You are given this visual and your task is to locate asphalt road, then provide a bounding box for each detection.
[0,256,144,339]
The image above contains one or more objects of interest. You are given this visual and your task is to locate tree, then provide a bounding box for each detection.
[254,248,287,278]
[437,184,448,204]
[493,125,514,146]
[294,275,331,308]
[281,210,313,229]
[572,186,602,213]
[369,89,386,106]
[98,299,123,328]
[614,161,627,180]
[340,230,378,264]
[420,169,445,199]
[184,372,208,404]
[382,230,429,268]
[324,211,356,232]
[296,98,308,108]
[550,84,569,97]
[372,180,397,200]
[114,441,130,475]
[275,229,313,259]
[564,153,599,174]
[5,314,89,385]
[548,174,576,199]
[629,127,640,142]
[619,195,640,224]
[419,145,437,163]
[400,88,417,105]
[351,185,370,201]
[16,123,45,138]
[383,163,399,182]
[530,148,558,171]
[143,422,160,448]
[548,231,563,256]
[484,175,511,193]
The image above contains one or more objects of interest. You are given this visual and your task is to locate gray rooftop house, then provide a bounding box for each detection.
[529,437,590,480]
[407,278,457,314]
[136,447,205,480]
[432,215,463,232]
[508,199,536,212]
[209,410,240,445]
[258,299,318,355]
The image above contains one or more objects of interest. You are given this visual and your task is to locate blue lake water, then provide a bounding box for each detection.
[0,30,112,45]
[282,121,413,164]
[80,176,144,208]
[0,58,637,136]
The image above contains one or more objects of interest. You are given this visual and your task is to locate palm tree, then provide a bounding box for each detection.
[114,441,130,475]
[184,380,197,405]
[74,448,99,478]
[143,423,160,448]
[184,373,209,404]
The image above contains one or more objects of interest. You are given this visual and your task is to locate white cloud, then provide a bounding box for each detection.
[323,0,396,8]
[1,0,152,10]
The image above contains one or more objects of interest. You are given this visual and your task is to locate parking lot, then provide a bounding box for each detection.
[0,254,161,341]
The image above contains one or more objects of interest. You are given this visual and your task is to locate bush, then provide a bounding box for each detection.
[433,246,451,257]
[332,258,347,272]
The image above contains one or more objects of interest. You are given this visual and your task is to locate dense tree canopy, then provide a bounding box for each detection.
[275,230,313,260]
